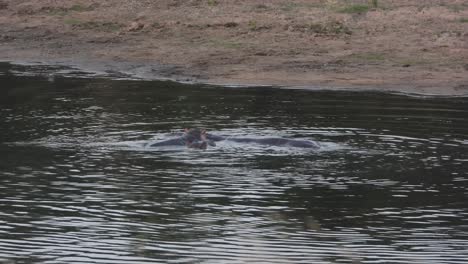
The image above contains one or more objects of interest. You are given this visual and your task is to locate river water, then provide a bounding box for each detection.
[1,62,468,263]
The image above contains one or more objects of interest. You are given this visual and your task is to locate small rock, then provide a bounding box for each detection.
[463,64,468,71]
[402,64,411,67]
[127,21,144,32]
[0,1,7,10]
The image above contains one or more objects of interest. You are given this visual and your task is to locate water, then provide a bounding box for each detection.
[1,62,468,263]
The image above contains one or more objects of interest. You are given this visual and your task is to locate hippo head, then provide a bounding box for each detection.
[183,128,213,149]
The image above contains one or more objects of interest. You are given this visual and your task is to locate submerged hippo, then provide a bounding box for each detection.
[148,128,215,149]
[148,128,319,150]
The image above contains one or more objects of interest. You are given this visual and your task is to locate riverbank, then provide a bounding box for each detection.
[1,0,467,95]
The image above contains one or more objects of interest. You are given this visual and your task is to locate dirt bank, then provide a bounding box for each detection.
[1,0,468,95]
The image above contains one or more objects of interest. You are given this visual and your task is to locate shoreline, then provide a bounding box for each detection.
[1,0,467,96]
[3,57,467,98]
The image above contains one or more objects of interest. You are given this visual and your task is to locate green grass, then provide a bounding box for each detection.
[339,4,370,14]
[280,2,299,12]
[248,20,257,30]
[459,18,468,23]
[207,0,218,6]
[308,21,352,35]
[81,22,121,32]
[292,20,351,35]
[349,52,386,62]
[64,18,81,25]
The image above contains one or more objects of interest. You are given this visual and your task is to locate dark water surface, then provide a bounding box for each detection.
[1,62,468,263]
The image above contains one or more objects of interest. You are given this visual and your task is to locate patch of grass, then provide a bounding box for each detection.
[339,4,370,14]
[459,18,468,23]
[292,21,352,35]
[248,20,257,30]
[207,0,218,6]
[45,8,68,16]
[106,23,122,32]
[369,0,379,8]
[64,18,81,25]
[45,4,95,16]
[281,2,299,12]
[311,21,352,35]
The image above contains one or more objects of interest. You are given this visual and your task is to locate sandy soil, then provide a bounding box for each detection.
[1,0,467,95]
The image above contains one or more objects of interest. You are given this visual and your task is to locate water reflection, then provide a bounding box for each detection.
[0,62,468,263]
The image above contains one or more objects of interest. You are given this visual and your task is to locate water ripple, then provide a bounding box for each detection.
[1,66,468,263]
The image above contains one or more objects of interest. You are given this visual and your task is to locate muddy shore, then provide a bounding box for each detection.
[1,0,467,95]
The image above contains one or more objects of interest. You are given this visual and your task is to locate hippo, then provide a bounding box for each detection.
[148,128,319,150]
[211,136,319,148]
[148,128,215,149]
